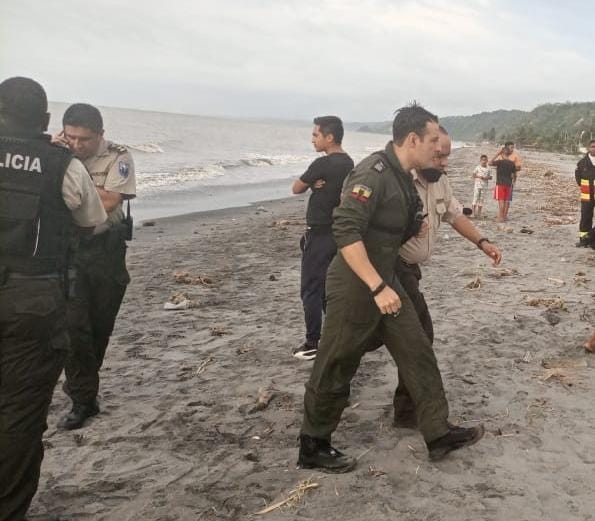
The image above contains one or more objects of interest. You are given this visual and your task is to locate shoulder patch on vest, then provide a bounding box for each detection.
[373,160,386,173]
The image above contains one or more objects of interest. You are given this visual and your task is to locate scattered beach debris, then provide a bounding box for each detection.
[541,309,561,325]
[255,478,319,515]
[542,357,588,369]
[173,270,214,286]
[522,351,533,363]
[465,276,481,290]
[538,368,577,386]
[546,277,565,286]
[496,225,514,233]
[488,268,518,279]
[209,326,230,336]
[163,291,197,310]
[367,466,386,477]
[256,206,268,213]
[524,296,566,310]
[142,220,156,227]
[271,219,304,229]
[519,226,534,234]
[195,356,214,375]
[543,170,555,178]
[269,274,277,281]
[543,216,576,226]
[249,387,276,413]
[236,345,254,355]
[573,272,590,286]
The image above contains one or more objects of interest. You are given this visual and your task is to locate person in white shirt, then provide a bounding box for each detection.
[471,154,492,218]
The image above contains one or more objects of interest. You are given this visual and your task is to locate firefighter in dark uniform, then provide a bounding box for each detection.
[298,104,484,472]
[0,77,106,521]
[53,104,136,430]
[575,139,595,247]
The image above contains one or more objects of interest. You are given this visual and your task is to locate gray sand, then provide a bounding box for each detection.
[30,147,595,521]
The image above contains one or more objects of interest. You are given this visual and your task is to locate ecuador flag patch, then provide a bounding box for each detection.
[350,184,372,202]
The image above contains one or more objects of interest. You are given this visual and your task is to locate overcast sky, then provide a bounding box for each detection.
[1,0,593,121]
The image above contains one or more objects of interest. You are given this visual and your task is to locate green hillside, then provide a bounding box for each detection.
[357,102,595,152]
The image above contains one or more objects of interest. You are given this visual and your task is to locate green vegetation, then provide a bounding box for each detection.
[357,102,595,152]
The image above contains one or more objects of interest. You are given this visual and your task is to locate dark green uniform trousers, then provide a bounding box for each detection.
[302,276,450,444]
[0,276,67,521]
[392,258,433,419]
[63,233,129,405]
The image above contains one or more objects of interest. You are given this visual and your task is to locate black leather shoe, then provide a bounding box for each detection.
[58,401,100,430]
[297,435,356,473]
[427,424,484,461]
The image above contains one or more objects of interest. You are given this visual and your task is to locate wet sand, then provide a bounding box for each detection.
[30,146,595,521]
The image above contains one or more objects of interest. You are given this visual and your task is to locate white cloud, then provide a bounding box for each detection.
[1,0,593,120]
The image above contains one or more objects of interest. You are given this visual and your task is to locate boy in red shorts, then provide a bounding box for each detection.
[490,142,521,222]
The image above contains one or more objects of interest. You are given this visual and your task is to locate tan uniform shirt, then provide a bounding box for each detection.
[82,138,136,230]
[61,158,107,228]
[399,170,463,265]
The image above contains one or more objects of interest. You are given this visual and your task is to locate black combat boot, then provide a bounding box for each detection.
[297,435,356,473]
[58,401,100,430]
[576,236,590,248]
[427,424,485,461]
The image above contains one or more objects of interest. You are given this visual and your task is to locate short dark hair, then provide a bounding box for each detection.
[392,102,438,145]
[589,139,595,146]
[504,141,514,147]
[0,76,48,128]
[63,103,103,133]
[313,116,344,144]
[480,154,488,159]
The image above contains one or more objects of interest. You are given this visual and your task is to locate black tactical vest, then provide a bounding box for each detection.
[0,134,73,274]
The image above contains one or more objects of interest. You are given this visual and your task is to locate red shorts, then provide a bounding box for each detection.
[494,184,513,201]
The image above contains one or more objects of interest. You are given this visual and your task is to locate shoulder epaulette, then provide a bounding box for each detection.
[108,142,128,154]
[372,160,386,173]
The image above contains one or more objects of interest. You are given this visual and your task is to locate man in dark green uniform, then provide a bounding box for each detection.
[0,77,106,521]
[53,104,136,430]
[298,104,484,472]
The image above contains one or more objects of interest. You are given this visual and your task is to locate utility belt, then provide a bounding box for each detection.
[80,221,129,252]
[0,264,70,297]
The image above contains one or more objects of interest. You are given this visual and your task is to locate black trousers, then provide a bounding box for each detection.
[300,229,337,345]
[63,234,129,405]
[579,199,594,234]
[0,276,67,521]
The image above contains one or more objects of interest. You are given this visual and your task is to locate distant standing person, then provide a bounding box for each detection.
[489,141,521,222]
[0,77,106,521]
[53,104,136,430]
[574,139,595,247]
[471,153,492,218]
[291,116,354,360]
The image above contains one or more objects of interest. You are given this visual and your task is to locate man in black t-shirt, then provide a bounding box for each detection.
[291,116,354,360]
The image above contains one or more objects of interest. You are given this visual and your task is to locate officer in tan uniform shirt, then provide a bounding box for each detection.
[53,103,136,430]
[390,126,503,427]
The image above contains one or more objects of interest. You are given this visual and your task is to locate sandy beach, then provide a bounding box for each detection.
[30,146,595,521]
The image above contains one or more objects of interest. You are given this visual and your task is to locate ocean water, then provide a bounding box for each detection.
[48,103,460,222]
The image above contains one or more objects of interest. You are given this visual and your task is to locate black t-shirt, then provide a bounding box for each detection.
[493,159,516,186]
[300,152,354,226]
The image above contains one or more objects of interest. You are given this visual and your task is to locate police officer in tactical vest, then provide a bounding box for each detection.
[298,104,484,472]
[52,104,137,430]
[0,77,106,521]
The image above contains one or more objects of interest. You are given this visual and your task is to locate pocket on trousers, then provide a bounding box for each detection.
[14,295,59,317]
